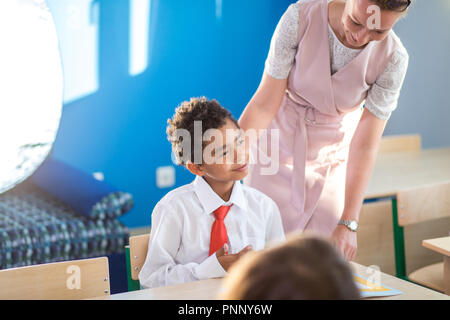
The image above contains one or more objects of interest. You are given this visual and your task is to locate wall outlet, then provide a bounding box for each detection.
[156,166,175,188]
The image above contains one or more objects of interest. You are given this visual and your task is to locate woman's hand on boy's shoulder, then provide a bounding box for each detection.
[216,244,253,271]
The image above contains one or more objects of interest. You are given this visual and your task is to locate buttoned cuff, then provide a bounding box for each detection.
[193,253,227,280]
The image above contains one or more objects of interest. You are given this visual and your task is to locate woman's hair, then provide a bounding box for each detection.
[370,0,411,12]
[219,233,361,300]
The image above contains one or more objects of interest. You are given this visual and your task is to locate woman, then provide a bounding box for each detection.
[239,0,410,261]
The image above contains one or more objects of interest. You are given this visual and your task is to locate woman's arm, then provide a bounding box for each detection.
[238,72,287,133]
[239,2,300,132]
[343,107,387,221]
[331,107,387,261]
[333,44,409,261]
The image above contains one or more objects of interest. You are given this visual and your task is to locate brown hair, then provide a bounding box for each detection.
[370,0,411,12]
[167,97,238,166]
[219,233,361,300]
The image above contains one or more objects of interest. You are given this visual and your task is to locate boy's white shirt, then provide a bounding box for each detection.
[138,175,286,289]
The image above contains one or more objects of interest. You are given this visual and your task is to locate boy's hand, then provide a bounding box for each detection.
[216,244,253,271]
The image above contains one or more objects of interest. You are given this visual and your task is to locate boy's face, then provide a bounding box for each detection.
[190,118,250,182]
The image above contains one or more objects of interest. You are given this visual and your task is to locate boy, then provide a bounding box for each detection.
[138,97,285,289]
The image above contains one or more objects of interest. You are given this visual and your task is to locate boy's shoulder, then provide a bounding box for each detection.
[154,182,196,211]
[240,182,278,207]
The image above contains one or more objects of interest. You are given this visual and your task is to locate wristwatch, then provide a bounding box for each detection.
[338,219,359,232]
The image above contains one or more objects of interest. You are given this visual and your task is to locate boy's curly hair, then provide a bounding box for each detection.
[167,97,238,166]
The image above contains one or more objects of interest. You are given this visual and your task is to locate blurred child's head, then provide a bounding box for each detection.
[219,233,361,300]
[167,97,249,182]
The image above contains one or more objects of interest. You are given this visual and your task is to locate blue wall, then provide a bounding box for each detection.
[51,0,291,228]
[51,0,450,229]
[384,0,450,148]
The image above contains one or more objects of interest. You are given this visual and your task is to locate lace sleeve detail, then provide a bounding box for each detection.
[365,46,409,120]
[264,2,301,79]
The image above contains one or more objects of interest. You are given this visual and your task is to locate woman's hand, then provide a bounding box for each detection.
[331,225,357,261]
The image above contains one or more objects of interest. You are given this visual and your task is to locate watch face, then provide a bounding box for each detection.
[0,1,63,194]
[349,221,358,230]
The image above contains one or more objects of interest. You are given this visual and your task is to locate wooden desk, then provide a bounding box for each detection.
[366,147,450,199]
[422,236,450,295]
[423,237,450,257]
[362,147,450,279]
[91,262,449,300]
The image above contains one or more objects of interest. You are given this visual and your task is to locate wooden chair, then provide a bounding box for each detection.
[125,234,150,291]
[378,134,421,154]
[354,200,397,276]
[0,257,110,300]
[396,181,450,294]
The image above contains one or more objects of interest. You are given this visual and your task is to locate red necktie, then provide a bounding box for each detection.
[209,204,233,256]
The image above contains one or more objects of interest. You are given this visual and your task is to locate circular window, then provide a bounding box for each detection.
[0,1,63,194]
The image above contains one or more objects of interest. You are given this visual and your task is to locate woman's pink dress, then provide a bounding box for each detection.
[245,0,402,235]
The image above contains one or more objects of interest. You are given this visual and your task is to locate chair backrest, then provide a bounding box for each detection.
[397,180,450,227]
[378,134,421,154]
[129,234,150,281]
[0,257,110,300]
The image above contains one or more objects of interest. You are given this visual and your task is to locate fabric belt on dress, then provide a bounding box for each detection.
[285,89,345,223]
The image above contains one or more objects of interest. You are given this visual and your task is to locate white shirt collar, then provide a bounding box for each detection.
[193,176,248,214]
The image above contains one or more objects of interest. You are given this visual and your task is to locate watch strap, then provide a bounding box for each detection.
[338,219,358,231]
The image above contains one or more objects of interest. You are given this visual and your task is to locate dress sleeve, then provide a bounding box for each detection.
[264,2,301,80]
[365,46,409,120]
